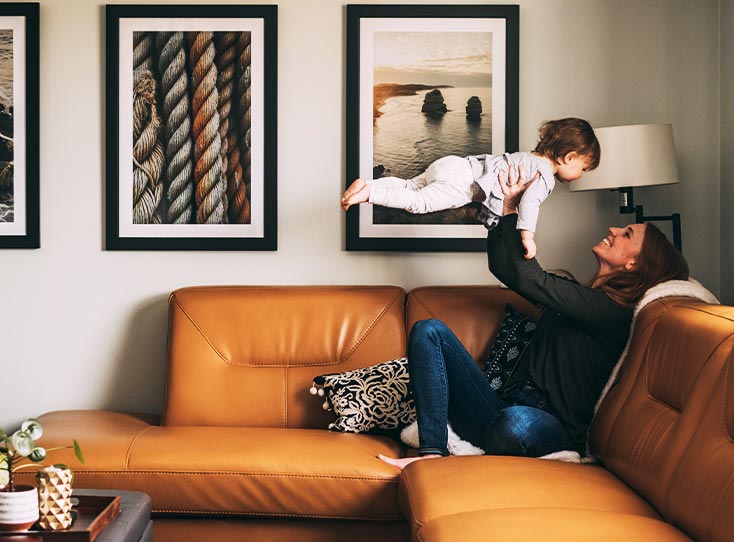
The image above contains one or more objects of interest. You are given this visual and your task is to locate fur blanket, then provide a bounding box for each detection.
[400,278,720,462]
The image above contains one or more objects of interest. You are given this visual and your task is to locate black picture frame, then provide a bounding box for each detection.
[106,4,277,250]
[0,3,39,249]
[346,4,519,252]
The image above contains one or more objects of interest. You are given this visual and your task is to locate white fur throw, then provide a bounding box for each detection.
[400,278,719,461]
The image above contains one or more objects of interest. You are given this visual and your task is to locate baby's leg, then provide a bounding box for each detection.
[342,173,426,210]
[342,178,368,210]
[370,156,474,214]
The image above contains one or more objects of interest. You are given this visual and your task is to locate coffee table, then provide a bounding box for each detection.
[72,490,152,542]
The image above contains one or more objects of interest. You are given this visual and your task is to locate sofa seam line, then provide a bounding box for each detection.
[71,470,400,482]
[151,509,403,521]
[341,289,404,363]
[171,294,230,365]
[410,293,439,321]
[123,426,158,470]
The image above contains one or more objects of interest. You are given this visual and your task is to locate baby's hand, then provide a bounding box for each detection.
[520,234,537,260]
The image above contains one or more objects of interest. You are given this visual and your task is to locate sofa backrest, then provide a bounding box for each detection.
[591,300,734,542]
[162,286,406,428]
[406,286,537,366]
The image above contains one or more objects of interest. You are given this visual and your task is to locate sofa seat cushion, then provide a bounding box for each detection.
[400,456,660,534]
[416,509,692,542]
[31,411,404,521]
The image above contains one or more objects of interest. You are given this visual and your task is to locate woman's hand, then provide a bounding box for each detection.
[499,165,539,216]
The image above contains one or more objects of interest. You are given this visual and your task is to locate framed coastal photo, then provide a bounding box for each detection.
[106,4,277,250]
[0,3,39,249]
[345,4,518,252]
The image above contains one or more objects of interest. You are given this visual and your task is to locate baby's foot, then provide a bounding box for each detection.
[341,178,370,210]
[377,453,442,471]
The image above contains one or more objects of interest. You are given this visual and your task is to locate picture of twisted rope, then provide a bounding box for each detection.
[131,30,253,225]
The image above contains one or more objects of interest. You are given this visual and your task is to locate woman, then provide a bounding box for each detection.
[380,165,689,470]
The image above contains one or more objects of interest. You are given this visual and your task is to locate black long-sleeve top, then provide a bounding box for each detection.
[487,214,632,452]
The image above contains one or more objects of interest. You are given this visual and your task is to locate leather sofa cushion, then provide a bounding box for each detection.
[400,456,659,536]
[415,509,692,542]
[164,286,406,428]
[31,411,405,521]
[591,301,734,519]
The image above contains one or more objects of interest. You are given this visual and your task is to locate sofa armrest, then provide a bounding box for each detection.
[21,411,160,473]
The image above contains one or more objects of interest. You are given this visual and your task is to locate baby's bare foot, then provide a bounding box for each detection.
[341,178,367,210]
[377,453,443,471]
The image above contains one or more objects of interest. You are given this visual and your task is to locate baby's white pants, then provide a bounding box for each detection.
[368,156,475,214]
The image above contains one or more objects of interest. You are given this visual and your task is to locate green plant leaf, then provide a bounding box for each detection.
[0,428,7,439]
[73,440,84,464]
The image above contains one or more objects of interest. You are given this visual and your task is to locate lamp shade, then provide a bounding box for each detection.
[569,123,679,192]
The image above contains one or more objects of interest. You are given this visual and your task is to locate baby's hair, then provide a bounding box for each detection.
[534,118,601,170]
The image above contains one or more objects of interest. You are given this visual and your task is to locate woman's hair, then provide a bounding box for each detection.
[596,223,689,308]
[534,118,601,170]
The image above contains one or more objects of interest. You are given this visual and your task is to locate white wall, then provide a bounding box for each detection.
[1,0,722,429]
[722,0,733,305]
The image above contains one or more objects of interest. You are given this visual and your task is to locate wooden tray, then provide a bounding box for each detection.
[0,495,121,542]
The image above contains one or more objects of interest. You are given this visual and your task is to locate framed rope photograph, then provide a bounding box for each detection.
[0,3,39,249]
[106,4,277,250]
[345,4,518,252]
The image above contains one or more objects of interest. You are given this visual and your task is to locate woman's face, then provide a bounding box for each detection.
[593,224,646,273]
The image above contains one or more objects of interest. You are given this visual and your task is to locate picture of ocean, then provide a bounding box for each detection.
[0,28,13,223]
[370,30,492,225]
[0,29,12,106]
[373,86,492,180]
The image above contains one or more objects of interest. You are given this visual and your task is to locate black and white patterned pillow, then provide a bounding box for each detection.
[311,357,416,433]
[483,304,537,391]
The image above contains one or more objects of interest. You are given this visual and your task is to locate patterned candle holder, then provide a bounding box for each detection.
[36,466,73,530]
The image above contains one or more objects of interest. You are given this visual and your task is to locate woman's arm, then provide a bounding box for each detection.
[488,216,626,326]
[486,168,628,326]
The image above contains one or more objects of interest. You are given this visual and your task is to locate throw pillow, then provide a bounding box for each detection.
[310,357,416,433]
[483,304,537,392]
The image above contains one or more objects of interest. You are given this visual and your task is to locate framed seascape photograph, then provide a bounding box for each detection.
[106,4,277,250]
[346,4,518,252]
[0,3,39,249]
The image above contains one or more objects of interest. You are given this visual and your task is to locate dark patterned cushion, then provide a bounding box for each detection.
[483,304,537,391]
[311,357,416,433]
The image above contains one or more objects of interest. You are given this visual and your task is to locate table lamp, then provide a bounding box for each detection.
[569,123,682,251]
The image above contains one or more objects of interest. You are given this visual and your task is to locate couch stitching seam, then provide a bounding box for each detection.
[172,289,405,368]
[73,470,400,482]
[340,289,404,363]
[150,509,403,521]
[123,426,158,470]
[646,329,734,413]
[171,294,230,365]
[410,292,438,320]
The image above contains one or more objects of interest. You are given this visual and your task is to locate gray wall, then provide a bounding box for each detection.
[0,0,723,428]
[722,0,733,304]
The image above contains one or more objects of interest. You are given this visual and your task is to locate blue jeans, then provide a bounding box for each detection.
[408,319,573,457]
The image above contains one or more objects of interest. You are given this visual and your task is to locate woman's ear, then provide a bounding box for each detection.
[624,259,637,271]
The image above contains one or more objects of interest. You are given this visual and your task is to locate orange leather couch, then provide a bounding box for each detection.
[27,286,734,542]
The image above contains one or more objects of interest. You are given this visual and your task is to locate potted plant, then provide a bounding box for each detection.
[0,418,84,531]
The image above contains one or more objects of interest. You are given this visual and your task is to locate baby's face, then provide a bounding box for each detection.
[556,153,592,183]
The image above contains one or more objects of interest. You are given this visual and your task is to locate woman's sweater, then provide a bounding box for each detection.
[486,215,632,452]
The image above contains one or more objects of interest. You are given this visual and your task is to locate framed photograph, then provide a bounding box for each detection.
[346,4,518,252]
[106,5,277,250]
[0,3,39,249]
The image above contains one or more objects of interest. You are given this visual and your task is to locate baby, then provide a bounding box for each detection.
[342,118,600,258]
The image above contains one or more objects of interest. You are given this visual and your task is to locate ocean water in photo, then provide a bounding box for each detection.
[373,86,492,179]
[0,30,13,106]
